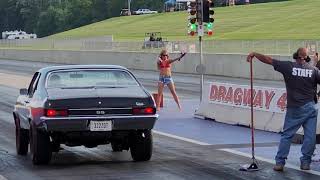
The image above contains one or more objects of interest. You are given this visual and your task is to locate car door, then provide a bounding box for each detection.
[18,72,40,128]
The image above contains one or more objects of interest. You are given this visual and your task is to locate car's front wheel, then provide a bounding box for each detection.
[130,130,152,161]
[16,126,29,155]
[30,125,52,165]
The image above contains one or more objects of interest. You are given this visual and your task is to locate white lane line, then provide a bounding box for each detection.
[152,130,211,146]
[0,175,8,180]
[220,148,320,177]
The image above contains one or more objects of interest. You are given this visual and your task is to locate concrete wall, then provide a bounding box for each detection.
[0,49,291,81]
[195,82,320,135]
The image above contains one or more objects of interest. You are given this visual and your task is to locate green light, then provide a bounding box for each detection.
[190,24,196,31]
[207,23,213,29]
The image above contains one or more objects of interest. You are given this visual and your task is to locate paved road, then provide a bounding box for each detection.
[0,59,285,96]
[0,59,318,180]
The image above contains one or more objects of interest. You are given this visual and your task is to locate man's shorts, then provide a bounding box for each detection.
[159,75,173,85]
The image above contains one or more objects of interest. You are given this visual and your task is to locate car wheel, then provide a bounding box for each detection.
[16,126,29,155]
[30,125,52,165]
[130,130,152,161]
[51,142,61,152]
[111,142,122,152]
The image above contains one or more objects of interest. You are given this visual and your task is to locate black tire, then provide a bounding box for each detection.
[51,142,61,152]
[30,126,52,165]
[111,142,122,152]
[16,127,29,155]
[130,130,152,161]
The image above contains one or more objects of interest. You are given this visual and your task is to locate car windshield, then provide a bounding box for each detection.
[46,69,139,88]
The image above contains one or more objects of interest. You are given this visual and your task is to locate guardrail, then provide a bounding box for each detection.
[0,39,319,55]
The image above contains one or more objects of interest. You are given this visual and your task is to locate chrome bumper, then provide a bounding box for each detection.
[38,114,158,132]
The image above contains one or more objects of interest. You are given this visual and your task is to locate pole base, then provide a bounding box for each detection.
[239,162,260,172]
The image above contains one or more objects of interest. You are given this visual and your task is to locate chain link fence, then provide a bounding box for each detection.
[0,38,319,55]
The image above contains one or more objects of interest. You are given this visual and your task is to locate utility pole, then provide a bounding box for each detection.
[128,0,132,15]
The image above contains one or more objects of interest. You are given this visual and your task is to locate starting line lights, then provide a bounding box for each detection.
[187,0,215,36]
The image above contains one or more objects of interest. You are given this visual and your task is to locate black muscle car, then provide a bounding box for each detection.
[13,65,158,165]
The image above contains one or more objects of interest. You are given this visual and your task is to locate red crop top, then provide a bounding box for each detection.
[158,59,171,69]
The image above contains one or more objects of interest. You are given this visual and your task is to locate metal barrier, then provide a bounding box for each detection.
[0,39,318,55]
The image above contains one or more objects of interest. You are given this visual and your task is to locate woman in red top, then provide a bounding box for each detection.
[156,49,186,111]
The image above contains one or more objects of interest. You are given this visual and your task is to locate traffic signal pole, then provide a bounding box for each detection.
[199,35,204,102]
[198,0,204,102]
[188,0,213,102]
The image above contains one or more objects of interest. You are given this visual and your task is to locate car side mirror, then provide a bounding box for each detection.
[20,88,28,95]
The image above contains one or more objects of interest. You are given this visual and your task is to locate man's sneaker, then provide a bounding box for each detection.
[273,164,284,171]
[300,163,310,170]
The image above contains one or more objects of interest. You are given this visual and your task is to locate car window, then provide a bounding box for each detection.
[46,70,139,88]
[32,74,41,94]
[27,72,40,97]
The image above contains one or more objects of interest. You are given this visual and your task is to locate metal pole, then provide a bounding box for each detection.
[198,0,204,103]
[250,58,256,160]
[128,0,131,15]
[199,36,204,102]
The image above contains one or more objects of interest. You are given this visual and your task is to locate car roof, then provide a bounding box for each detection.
[38,65,130,74]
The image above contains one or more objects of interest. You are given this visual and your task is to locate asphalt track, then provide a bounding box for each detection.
[0,59,318,180]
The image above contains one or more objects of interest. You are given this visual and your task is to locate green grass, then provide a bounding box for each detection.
[49,0,320,41]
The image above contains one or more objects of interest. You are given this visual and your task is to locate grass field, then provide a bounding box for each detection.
[49,0,320,41]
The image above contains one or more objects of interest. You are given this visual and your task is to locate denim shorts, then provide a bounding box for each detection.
[159,75,173,85]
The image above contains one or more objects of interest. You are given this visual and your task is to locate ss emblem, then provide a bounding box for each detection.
[96,110,105,115]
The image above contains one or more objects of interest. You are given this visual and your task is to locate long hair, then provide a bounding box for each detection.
[159,49,167,58]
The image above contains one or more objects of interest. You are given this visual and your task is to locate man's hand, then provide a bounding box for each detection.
[314,52,319,62]
[247,52,255,62]
[246,52,273,65]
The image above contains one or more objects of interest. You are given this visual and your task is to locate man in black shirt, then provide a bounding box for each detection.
[247,48,320,171]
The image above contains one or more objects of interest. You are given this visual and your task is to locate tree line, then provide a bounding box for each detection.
[0,0,288,38]
[0,0,165,38]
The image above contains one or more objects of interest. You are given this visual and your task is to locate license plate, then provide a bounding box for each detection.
[89,121,112,131]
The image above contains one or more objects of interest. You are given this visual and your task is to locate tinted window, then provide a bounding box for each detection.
[28,72,40,96]
[32,74,41,94]
[46,70,139,88]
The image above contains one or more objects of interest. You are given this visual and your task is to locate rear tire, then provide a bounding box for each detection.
[111,141,123,152]
[130,130,152,161]
[16,127,29,155]
[51,142,60,152]
[30,126,52,165]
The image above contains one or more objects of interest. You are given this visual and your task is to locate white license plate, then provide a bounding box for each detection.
[89,121,112,131]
